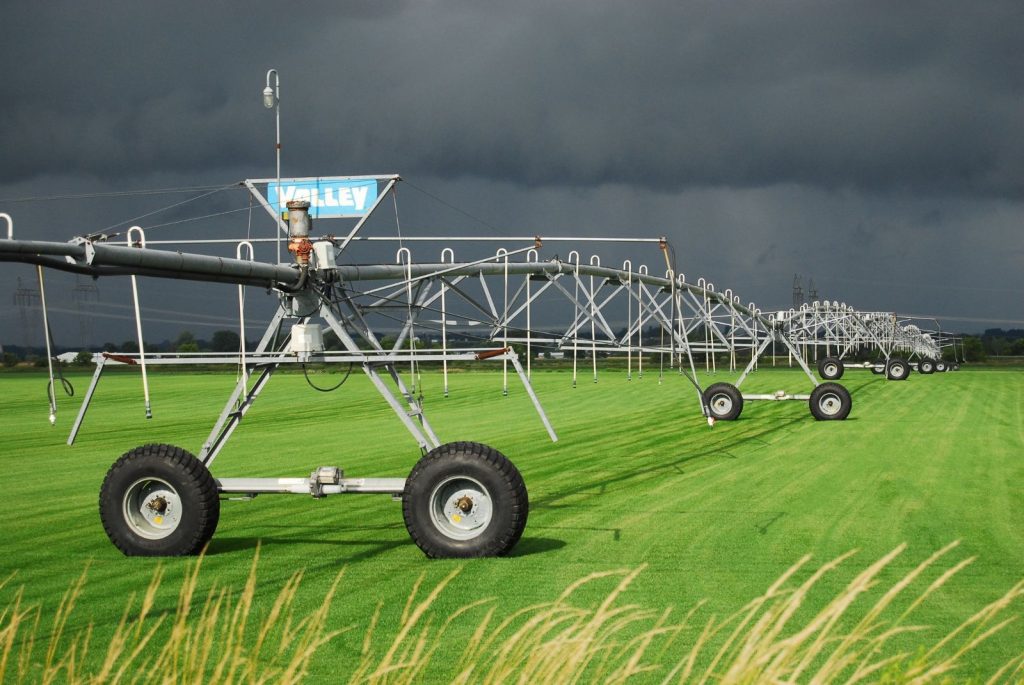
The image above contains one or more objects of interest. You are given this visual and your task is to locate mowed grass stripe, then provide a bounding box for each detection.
[0,366,1022,677]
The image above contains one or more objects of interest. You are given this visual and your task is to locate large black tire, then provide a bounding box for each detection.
[703,382,743,421]
[918,359,935,374]
[99,444,220,556]
[935,360,948,372]
[809,382,852,420]
[886,358,910,381]
[817,356,844,380]
[403,442,528,558]
[870,363,885,375]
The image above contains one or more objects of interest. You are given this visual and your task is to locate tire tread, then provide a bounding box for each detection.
[99,443,219,556]
[402,442,527,558]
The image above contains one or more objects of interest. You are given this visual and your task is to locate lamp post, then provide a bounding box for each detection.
[263,69,281,263]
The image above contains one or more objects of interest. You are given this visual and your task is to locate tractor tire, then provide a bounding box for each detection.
[817,356,845,380]
[918,359,935,374]
[703,382,744,421]
[935,360,948,372]
[886,358,910,381]
[99,444,220,556]
[809,382,853,420]
[403,442,528,558]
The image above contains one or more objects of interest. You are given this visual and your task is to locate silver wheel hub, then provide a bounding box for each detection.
[123,477,182,539]
[429,476,493,540]
[710,393,733,415]
[818,392,843,416]
[825,363,838,376]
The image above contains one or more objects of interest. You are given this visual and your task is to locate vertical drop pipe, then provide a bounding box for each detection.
[526,248,538,381]
[569,251,579,388]
[127,227,152,418]
[36,266,57,425]
[590,255,600,383]
[498,249,509,396]
[440,248,453,397]
[236,240,255,398]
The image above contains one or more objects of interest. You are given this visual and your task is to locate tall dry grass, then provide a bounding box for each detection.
[350,541,1024,684]
[2,541,1023,683]
[0,546,344,684]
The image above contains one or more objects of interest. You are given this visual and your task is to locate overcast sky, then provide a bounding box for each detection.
[1,0,1022,347]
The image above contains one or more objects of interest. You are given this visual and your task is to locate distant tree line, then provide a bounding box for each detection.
[1,329,244,367]
[968,328,1024,360]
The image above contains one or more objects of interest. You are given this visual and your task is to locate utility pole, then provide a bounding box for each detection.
[72,276,99,348]
[13,276,39,349]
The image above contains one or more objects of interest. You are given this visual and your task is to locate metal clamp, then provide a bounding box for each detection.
[309,466,342,498]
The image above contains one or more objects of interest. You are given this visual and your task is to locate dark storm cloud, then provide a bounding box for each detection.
[1,0,1021,197]
[0,0,1022,341]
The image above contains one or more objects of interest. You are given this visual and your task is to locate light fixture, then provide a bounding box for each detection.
[263,69,282,262]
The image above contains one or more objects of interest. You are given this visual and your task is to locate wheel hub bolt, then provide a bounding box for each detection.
[147,497,168,514]
[456,496,474,513]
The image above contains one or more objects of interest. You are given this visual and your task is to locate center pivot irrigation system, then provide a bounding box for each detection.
[775,301,962,381]
[1,168,862,558]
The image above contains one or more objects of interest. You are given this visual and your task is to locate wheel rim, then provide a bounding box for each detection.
[122,477,182,540]
[710,392,733,416]
[429,475,493,541]
[817,392,843,417]
[824,362,838,376]
[891,364,905,376]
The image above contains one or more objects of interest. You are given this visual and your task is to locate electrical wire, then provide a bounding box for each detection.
[302,362,353,392]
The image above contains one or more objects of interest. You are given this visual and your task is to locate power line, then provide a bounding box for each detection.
[0,183,241,204]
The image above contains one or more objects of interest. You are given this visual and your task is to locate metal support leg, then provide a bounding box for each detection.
[774,331,820,385]
[736,334,776,387]
[384,363,440,445]
[66,357,107,445]
[363,363,438,452]
[199,309,289,465]
[200,363,279,466]
[507,354,558,442]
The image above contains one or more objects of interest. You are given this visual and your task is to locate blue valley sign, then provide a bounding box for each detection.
[267,178,379,218]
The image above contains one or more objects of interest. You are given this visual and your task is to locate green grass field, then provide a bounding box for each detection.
[1,363,1022,681]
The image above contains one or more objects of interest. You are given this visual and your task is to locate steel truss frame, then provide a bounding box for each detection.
[770,301,946,366]
[0,176,844,504]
